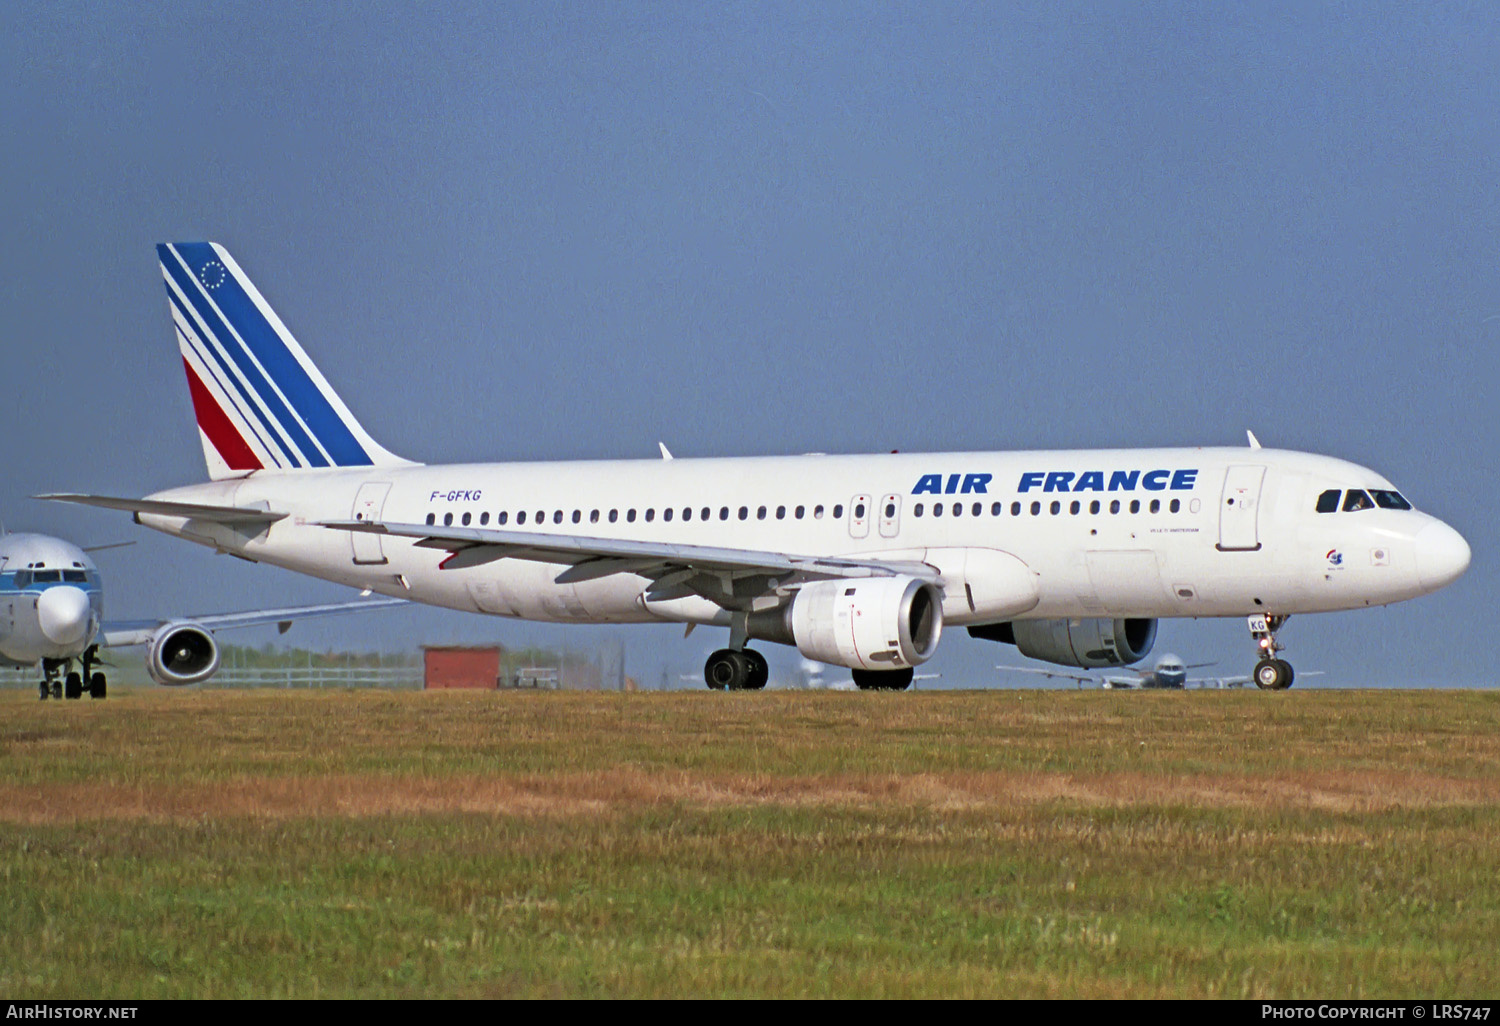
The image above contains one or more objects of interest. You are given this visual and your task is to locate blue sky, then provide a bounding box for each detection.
[3,2,1496,687]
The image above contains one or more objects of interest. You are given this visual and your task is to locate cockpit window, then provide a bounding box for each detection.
[1342,490,1375,512]
[1315,489,1341,513]
[1370,490,1412,511]
[62,570,87,583]
[33,570,62,583]
[13,571,31,588]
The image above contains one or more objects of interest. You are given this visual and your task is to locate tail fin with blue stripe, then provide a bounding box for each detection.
[158,242,414,479]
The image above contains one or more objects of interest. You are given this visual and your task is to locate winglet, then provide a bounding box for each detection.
[1247,430,1262,450]
[658,442,674,460]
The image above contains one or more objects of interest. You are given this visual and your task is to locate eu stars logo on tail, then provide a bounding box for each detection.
[158,242,413,479]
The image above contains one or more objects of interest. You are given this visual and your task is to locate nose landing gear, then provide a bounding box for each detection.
[1248,614,1294,690]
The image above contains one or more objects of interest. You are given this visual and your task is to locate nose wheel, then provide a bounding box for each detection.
[1248,614,1295,690]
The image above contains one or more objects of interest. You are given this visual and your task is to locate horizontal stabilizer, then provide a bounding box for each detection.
[36,493,286,526]
[101,597,407,648]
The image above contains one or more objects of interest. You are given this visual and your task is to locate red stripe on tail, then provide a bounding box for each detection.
[182,358,263,471]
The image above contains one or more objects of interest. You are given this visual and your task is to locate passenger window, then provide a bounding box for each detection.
[701,507,710,521]
[480,512,489,526]
[814,505,825,519]
[720,507,729,520]
[933,503,943,518]
[443,513,453,526]
[518,511,527,525]
[777,506,787,520]
[608,510,618,523]
[663,508,673,522]
[1343,490,1374,512]
[972,502,981,517]
[462,512,472,526]
[1069,500,1080,515]
[645,509,655,522]
[425,513,435,525]
[1129,500,1139,514]
[1316,489,1341,513]
[951,502,961,517]
[627,509,637,523]
[991,502,1002,516]
[758,506,768,520]
[1149,499,1160,514]
[536,510,544,524]
[739,506,749,520]
[1050,501,1061,515]
[1170,498,1181,513]
[1109,500,1119,514]
[853,503,865,519]
[679,508,689,521]
[590,510,600,523]
[553,510,564,524]
[885,503,896,518]
[572,510,581,524]
[1011,501,1021,516]
[834,504,844,518]
[914,503,924,517]
[499,512,508,525]
[1371,490,1412,511]
[795,505,805,519]
[1030,501,1040,516]
[1089,500,1100,515]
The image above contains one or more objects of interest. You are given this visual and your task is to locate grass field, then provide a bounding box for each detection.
[2,687,1498,998]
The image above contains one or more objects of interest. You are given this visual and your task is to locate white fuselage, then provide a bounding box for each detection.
[0,534,103,666]
[131,446,1469,638]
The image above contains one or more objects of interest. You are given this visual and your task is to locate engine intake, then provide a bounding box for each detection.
[767,575,942,670]
[146,622,221,686]
[970,617,1156,668]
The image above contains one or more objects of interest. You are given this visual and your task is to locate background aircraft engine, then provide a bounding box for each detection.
[978,617,1157,668]
[146,622,221,686]
[786,576,942,670]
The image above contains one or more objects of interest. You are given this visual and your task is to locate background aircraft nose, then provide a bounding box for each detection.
[37,585,93,646]
[1414,521,1471,591]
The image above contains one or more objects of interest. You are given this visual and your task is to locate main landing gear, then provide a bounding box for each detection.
[1248,614,1294,690]
[852,667,914,691]
[36,649,106,701]
[704,648,769,691]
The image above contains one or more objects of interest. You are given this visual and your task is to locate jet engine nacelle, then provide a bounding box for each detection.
[972,617,1157,668]
[146,622,221,686]
[786,576,943,670]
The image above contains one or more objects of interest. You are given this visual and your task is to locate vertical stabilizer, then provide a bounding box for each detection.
[157,242,414,479]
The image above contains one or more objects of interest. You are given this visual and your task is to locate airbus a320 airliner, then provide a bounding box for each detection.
[44,243,1471,691]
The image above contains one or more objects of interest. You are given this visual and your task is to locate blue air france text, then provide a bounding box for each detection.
[1017,470,1198,493]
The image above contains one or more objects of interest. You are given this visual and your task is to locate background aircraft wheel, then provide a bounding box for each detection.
[51,681,62,699]
[852,667,915,691]
[705,650,753,690]
[89,673,107,699]
[744,649,769,690]
[64,673,82,700]
[39,682,49,701]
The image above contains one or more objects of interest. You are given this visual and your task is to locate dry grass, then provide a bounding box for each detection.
[1,687,1498,997]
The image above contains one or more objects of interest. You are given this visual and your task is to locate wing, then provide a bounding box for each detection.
[1185,675,1250,688]
[100,598,407,648]
[996,665,1103,686]
[319,519,938,605]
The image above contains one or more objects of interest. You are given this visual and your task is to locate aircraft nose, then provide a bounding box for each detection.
[37,585,93,646]
[1414,521,1471,592]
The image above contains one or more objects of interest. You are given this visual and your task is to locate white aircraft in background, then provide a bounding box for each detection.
[998,653,1263,689]
[43,242,1471,692]
[0,529,404,699]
